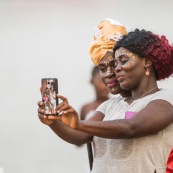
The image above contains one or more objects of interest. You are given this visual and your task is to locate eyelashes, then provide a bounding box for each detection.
[114,57,135,68]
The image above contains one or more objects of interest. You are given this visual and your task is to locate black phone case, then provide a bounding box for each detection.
[41,78,58,115]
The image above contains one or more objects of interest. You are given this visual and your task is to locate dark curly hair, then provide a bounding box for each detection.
[113,29,173,80]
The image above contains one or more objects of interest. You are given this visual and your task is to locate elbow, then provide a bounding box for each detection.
[125,128,136,138]
[66,140,86,146]
[121,122,138,139]
[74,141,87,146]
[73,136,93,146]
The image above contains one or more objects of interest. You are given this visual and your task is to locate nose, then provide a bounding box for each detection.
[114,63,123,74]
[105,67,114,77]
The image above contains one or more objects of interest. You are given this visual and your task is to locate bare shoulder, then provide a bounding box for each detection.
[129,96,173,137]
[152,89,173,105]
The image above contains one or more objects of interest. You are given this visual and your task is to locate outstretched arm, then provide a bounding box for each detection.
[56,95,173,139]
[78,100,173,138]
[38,97,104,145]
[49,120,92,145]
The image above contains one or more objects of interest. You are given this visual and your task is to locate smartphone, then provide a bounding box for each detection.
[41,78,59,115]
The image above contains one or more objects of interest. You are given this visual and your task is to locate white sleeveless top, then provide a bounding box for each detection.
[92,89,173,173]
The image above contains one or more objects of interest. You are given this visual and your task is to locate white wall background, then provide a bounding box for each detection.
[0,0,173,173]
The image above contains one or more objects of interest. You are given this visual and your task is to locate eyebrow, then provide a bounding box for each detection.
[115,53,130,60]
[98,60,114,66]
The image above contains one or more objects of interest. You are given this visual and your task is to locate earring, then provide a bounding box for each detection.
[146,68,150,76]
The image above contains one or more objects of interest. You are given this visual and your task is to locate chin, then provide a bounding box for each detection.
[108,87,121,95]
[119,82,129,90]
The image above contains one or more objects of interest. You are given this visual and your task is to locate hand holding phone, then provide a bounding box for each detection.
[41,78,59,115]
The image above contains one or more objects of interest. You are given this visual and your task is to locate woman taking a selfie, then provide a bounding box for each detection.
[38,22,173,172]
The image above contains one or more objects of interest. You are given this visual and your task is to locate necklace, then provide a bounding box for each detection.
[128,86,159,104]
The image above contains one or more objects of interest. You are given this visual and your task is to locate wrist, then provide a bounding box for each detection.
[48,120,56,127]
[77,120,84,131]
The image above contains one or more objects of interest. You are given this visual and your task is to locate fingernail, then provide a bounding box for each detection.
[59,111,64,115]
[40,102,44,106]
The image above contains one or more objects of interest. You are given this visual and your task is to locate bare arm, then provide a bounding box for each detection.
[49,120,92,145]
[56,94,173,139]
[77,100,173,138]
[49,111,104,145]
[38,100,104,145]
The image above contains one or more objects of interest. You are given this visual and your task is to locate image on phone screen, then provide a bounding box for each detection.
[41,78,58,115]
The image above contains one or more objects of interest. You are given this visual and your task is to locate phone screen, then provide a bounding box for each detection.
[41,78,58,115]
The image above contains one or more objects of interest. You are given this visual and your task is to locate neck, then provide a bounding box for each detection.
[95,96,109,103]
[132,86,158,100]
[120,90,132,98]
[131,73,158,99]
[125,73,159,104]
[126,85,159,105]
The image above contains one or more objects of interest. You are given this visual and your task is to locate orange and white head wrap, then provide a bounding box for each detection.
[89,18,127,66]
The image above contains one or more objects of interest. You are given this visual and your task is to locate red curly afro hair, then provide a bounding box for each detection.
[114,29,173,80]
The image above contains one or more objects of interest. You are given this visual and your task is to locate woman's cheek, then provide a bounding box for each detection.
[122,58,137,71]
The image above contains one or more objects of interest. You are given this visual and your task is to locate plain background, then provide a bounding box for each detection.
[0,0,173,173]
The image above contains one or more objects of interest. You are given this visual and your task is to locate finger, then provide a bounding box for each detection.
[56,101,67,110]
[57,94,68,103]
[38,108,45,114]
[38,101,44,107]
[47,115,61,121]
[63,109,77,115]
[56,104,72,114]
[56,101,73,112]
[38,113,47,119]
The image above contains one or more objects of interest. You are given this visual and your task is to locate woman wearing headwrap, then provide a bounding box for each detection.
[89,18,127,66]
[79,19,131,171]
[89,18,130,96]
[38,20,173,173]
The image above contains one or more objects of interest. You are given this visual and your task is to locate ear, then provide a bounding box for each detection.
[144,58,152,68]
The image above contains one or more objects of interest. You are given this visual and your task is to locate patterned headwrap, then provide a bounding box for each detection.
[89,18,127,66]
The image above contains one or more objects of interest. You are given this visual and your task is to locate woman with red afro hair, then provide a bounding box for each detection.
[114,29,173,81]
[113,29,173,173]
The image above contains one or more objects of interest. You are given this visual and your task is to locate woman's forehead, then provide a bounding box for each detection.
[99,56,114,66]
[100,52,114,62]
[114,47,135,60]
